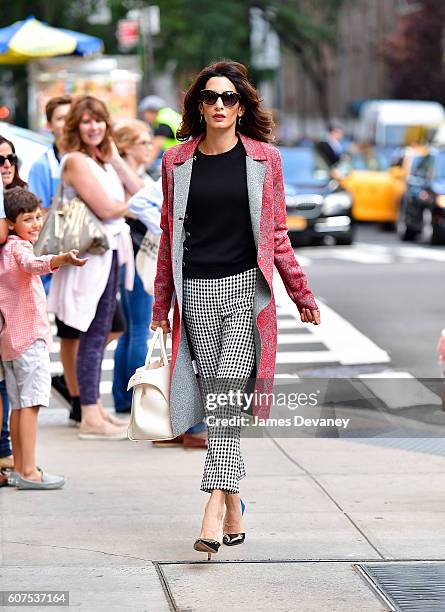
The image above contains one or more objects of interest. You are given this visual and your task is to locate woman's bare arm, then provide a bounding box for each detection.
[108,143,145,196]
[64,153,127,220]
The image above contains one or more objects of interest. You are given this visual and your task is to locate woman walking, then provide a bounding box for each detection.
[48,95,143,440]
[151,61,320,557]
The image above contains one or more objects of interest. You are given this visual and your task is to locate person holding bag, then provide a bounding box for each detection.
[48,95,144,440]
[151,61,320,558]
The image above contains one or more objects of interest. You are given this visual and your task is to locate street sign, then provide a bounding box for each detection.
[117,19,139,49]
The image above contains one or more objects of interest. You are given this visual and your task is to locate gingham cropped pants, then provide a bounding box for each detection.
[183,267,257,493]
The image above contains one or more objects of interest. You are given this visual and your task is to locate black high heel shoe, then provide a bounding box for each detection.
[194,515,224,560]
[193,537,221,561]
[223,498,246,546]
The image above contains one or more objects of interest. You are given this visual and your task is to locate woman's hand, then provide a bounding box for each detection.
[151,319,171,334]
[300,308,321,325]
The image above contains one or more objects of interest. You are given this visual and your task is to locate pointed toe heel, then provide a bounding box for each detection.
[223,498,246,547]
[223,532,246,546]
[193,538,221,560]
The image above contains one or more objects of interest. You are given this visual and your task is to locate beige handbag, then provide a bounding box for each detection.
[34,178,110,256]
[127,327,174,441]
[135,230,160,296]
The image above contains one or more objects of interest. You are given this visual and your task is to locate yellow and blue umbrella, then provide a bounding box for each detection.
[0,16,103,64]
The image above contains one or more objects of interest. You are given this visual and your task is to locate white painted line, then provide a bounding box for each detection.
[277,319,305,330]
[358,371,440,410]
[293,254,312,267]
[273,271,390,366]
[100,380,112,394]
[274,373,300,378]
[276,351,337,364]
[326,248,393,264]
[277,333,323,344]
[395,246,445,262]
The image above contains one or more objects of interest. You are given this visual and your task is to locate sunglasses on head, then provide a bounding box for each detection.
[0,154,18,167]
[200,89,241,107]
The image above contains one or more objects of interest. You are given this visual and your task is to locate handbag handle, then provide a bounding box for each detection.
[145,327,169,367]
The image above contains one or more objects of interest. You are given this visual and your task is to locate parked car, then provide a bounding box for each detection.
[279,146,354,246]
[0,121,51,181]
[337,146,406,225]
[397,148,445,245]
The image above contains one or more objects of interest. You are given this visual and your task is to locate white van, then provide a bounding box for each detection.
[355,100,444,147]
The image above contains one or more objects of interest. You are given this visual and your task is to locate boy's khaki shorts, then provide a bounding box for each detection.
[3,339,51,410]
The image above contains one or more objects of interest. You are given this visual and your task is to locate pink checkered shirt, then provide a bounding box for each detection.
[0,236,55,361]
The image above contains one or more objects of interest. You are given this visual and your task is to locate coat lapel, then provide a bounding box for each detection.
[245,156,266,250]
[172,158,194,310]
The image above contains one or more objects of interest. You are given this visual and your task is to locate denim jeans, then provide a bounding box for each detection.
[0,379,12,458]
[41,273,52,296]
[112,267,153,411]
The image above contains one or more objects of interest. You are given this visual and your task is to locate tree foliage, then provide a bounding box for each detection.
[117,0,345,117]
[379,1,445,105]
[1,0,345,124]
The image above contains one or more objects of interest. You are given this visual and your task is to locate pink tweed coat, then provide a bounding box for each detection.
[152,133,317,435]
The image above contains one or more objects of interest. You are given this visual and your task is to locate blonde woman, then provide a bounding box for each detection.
[111,120,160,413]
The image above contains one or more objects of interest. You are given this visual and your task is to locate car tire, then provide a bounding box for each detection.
[397,201,418,242]
[379,221,396,233]
[335,229,354,246]
[431,223,445,246]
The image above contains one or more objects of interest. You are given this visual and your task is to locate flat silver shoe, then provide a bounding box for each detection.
[16,469,65,490]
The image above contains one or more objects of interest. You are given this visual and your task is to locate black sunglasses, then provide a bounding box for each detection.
[200,89,241,107]
[0,153,18,167]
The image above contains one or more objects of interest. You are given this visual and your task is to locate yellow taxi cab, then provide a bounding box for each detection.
[336,146,406,223]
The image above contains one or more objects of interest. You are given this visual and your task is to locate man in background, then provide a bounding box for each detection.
[138,95,182,169]
[28,95,72,209]
[317,124,344,167]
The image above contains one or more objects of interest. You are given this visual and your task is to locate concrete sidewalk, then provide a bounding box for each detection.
[1,405,445,611]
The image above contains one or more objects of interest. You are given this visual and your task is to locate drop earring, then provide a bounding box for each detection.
[200,112,204,123]
[238,115,242,126]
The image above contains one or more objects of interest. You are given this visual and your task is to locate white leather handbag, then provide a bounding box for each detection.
[127,327,174,441]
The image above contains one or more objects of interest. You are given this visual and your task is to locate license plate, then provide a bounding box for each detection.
[286,215,307,230]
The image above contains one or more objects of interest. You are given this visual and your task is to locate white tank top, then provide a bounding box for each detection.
[62,154,126,249]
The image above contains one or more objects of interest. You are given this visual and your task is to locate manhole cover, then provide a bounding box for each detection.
[356,563,445,611]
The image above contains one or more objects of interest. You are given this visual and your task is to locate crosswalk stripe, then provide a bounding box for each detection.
[273,271,391,366]
[358,371,440,410]
[277,333,325,344]
[325,248,393,264]
[295,242,445,265]
[276,350,337,364]
[394,246,445,262]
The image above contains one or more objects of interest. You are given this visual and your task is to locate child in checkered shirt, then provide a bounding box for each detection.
[0,187,87,489]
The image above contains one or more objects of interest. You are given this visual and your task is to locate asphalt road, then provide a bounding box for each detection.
[295,222,445,379]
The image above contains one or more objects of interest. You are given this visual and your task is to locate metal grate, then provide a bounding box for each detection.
[356,563,445,611]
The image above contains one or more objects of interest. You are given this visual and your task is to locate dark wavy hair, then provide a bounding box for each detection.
[0,136,27,189]
[177,60,274,143]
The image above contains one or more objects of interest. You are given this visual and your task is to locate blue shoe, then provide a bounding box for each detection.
[223,498,246,546]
